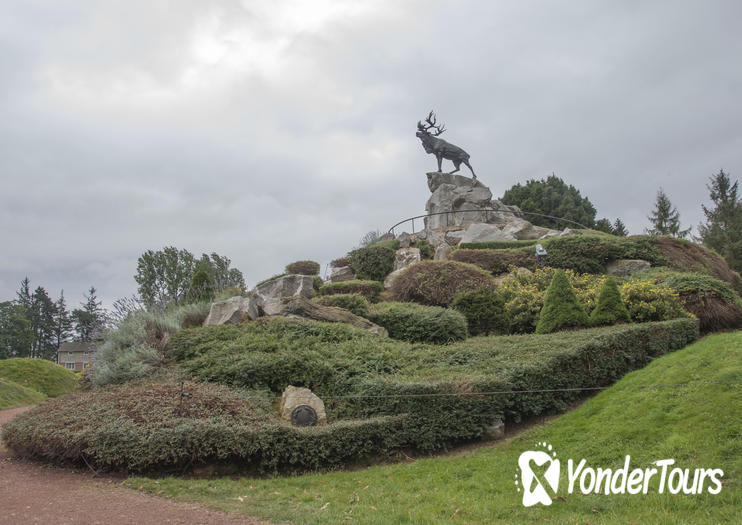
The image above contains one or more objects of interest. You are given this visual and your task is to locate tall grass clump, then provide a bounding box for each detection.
[88,301,211,387]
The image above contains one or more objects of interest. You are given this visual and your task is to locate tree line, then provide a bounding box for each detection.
[0,280,107,360]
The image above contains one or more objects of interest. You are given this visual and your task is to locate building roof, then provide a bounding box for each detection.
[59,341,95,353]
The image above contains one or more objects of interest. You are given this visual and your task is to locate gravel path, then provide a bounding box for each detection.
[0,406,266,525]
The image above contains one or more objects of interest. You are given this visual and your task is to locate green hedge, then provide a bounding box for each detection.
[542,235,666,274]
[318,280,384,303]
[347,245,396,281]
[313,293,370,317]
[366,302,467,344]
[452,288,511,335]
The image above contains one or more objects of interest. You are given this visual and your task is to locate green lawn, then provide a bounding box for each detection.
[0,378,46,409]
[0,358,77,398]
[128,332,742,524]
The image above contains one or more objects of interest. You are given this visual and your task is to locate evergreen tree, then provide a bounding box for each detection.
[612,218,628,236]
[72,286,107,342]
[646,188,690,238]
[53,290,73,352]
[595,218,614,234]
[589,277,630,326]
[535,270,589,334]
[30,286,56,359]
[697,170,742,274]
[0,301,33,358]
[16,277,32,310]
[501,174,597,229]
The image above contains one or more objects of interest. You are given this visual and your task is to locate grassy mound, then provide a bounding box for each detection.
[0,378,46,409]
[319,280,384,302]
[129,331,741,524]
[388,260,498,306]
[313,293,370,317]
[652,236,742,292]
[0,358,77,397]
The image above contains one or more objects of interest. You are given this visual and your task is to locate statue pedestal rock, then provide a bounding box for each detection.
[280,386,327,426]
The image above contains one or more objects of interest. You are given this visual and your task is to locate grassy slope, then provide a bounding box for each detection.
[0,358,77,397]
[129,332,741,524]
[0,378,46,409]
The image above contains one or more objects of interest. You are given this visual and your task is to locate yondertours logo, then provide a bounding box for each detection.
[515,442,724,507]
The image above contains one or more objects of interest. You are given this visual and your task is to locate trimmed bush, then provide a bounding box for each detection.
[542,235,666,274]
[656,272,742,332]
[312,275,323,293]
[452,288,511,335]
[0,358,77,397]
[319,280,384,303]
[589,277,631,326]
[451,249,538,274]
[367,302,467,344]
[388,261,498,307]
[314,293,370,317]
[285,260,321,275]
[414,239,433,259]
[535,270,589,333]
[347,245,396,282]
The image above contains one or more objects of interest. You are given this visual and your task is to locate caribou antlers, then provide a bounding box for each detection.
[417,111,446,136]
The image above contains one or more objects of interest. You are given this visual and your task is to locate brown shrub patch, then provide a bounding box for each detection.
[653,237,742,293]
[451,249,538,275]
[678,294,742,332]
[388,260,498,306]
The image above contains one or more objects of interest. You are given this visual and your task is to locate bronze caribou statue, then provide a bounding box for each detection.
[416,111,476,179]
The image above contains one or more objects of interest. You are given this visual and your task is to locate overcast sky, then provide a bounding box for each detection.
[2,0,741,307]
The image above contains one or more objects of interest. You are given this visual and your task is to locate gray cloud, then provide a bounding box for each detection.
[1,0,741,306]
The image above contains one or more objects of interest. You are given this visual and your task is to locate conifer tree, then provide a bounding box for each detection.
[612,218,628,236]
[697,170,742,273]
[646,188,690,238]
[589,277,630,326]
[535,270,588,334]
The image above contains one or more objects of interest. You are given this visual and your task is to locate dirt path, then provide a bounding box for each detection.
[0,406,266,525]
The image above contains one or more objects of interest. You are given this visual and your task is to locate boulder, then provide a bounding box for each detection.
[560,228,574,237]
[377,232,395,242]
[396,231,411,248]
[416,228,446,248]
[483,419,505,440]
[274,296,388,337]
[330,265,355,283]
[444,229,466,245]
[253,274,315,315]
[203,295,260,325]
[280,386,327,426]
[383,268,405,289]
[434,243,453,261]
[606,259,651,277]
[459,223,516,244]
[394,247,421,271]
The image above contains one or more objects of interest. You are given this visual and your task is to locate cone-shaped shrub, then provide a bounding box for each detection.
[590,277,631,326]
[535,270,588,333]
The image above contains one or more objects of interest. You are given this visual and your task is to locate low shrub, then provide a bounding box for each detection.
[535,270,589,333]
[451,288,511,335]
[312,275,323,293]
[285,260,321,275]
[319,280,384,303]
[188,269,214,302]
[414,239,433,259]
[347,245,396,281]
[331,257,349,268]
[451,249,538,274]
[314,293,370,317]
[542,235,666,274]
[367,302,467,344]
[619,280,691,323]
[388,261,498,307]
[589,277,631,326]
[0,358,77,397]
[655,272,742,331]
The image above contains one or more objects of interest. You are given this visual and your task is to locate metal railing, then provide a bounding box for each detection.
[387,208,589,236]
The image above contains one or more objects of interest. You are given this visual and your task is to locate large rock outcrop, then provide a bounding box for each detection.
[253,274,315,315]
[421,172,563,241]
[274,296,388,337]
[203,295,261,325]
